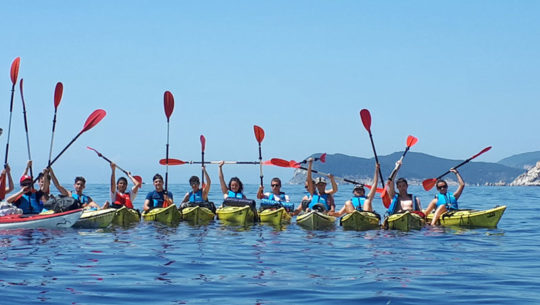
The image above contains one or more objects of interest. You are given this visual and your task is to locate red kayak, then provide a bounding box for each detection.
[0,209,83,229]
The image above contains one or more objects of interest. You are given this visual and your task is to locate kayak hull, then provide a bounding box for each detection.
[182,206,215,224]
[142,204,181,225]
[340,210,380,231]
[74,208,116,229]
[385,211,425,231]
[260,207,291,226]
[216,206,256,226]
[112,206,141,226]
[0,209,83,229]
[426,205,506,228]
[296,211,336,230]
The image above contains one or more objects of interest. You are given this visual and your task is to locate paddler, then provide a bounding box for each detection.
[257,177,293,212]
[0,164,15,200]
[6,166,50,214]
[331,163,379,217]
[424,168,464,225]
[109,162,141,209]
[292,158,338,215]
[386,160,423,216]
[143,174,173,211]
[218,161,246,199]
[179,165,213,211]
[51,173,107,210]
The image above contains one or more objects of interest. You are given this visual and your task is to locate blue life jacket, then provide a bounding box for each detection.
[146,190,173,209]
[18,191,43,214]
[72,193,90,204]
[308,193,330,211]
[436,193,458,210]
[189,190,204,203]
[268,192,287,202]
[227,190,244,199]
[260,192,294,212]
[351,196,366,211]
[387,193,419,215]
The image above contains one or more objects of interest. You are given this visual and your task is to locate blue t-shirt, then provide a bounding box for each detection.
[145,190,173,209]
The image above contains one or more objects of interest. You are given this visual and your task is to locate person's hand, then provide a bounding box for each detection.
[328,173,334,179]
[450,168,458,174]
[27,160,32,168]
[218,161,224,167]
[111,162,116,170]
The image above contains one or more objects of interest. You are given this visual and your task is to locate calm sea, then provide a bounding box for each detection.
[1,184,539,305]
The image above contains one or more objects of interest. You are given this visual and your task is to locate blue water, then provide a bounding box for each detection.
[1,184,539,304]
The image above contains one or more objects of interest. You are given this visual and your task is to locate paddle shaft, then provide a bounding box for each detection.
[165,118,170,191]
[258,143,263,186]
[297,165,368,187]
[3,83,16,166]
[48,109,58,166]
[92,150,130,176]
[434,156,475,180]
[20,80,33,179]
[367,132,385,189]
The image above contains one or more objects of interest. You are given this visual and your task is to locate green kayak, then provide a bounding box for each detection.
[384,211,425,231]
[259,207,291,227]
[73,208,116,229]
[216,206,257,225]
[182,206,215,224]
[111,206,141,226]
[142,204,181,225]
[296,211,336,230]
[426,205,506,228]
[340,210,380,231]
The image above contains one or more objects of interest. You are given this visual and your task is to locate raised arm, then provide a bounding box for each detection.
[23,160,32,176]
[110,162,116,194]
[202,166,211,201]
[40,168,50,194]
[256,185,264,199]
[325,174,338,195]
[48,167,69,196]
[3,164,15,194]
[451,168,465,200]
[218,161,228,195]
[367,163,379,201]
[387,160,402,198]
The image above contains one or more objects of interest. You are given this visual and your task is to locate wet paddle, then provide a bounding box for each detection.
[380,135,418,208]
[19,78,34,180]
[86,146,142,184]
[1,57,21,199]
[422,146,492,191]
[35,109,106,184]
[200,135,206,186]
[48,82,63,167]
[254,125,265,187]
[163,91,174,192]
[360,109,391,206]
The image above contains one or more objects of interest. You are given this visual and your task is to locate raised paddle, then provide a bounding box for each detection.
[48,82,63,167]
[200,135,206,186]
[86,146,142,184]
[254,125,265,186]
[295,153,326,165]
[33,109,106,184]
[163,91,174,192]
[422,146,492,191]
[1,57,21,199]
[380,135,419,208]
[159,158,275,166]
[360,109,391,206]
[19,78,34,180]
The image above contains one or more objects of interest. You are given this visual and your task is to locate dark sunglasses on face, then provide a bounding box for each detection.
[271,184,280,187]
[437,185,448,190]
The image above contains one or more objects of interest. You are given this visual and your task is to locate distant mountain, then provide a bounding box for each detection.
[290,152,523,186]
[498,151,540,170]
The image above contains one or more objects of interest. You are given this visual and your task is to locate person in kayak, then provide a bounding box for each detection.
[424,168,464,225]
[179,166,214,211]
[386,160,423,216]
[109,162,141,209]
[257,177,293,212]
[6,168,50,214]
[331,163,379,217]
[0,164,15,200]
[49,173,107,210]
[143,173,173,211]
[218,161,246,199]
[292,158,337,215]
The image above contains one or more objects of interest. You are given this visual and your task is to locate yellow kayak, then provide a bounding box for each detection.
[111,206,141,226]
[182,205,215,224]
[426,205,506,228]
[340,210,380,231]
[259,207,291,226]
[296,211,336,230]
[384,211,425,231]
[142,204,181,225]
[73,208,116,229]
[216,206,256,226]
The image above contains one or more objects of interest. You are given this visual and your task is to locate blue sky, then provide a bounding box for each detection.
[1,1,539,184]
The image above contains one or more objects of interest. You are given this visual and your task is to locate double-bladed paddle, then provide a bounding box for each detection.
[422,146,492,191]
[159,159,275,166]
[254,125,265,187]
[19,79,33,180]
[200,135,206,187]
[48,82,63,167]
[163,91,174,192]
[87,146,142,184]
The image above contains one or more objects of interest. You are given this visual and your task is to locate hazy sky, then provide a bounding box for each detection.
[1,1,539,184]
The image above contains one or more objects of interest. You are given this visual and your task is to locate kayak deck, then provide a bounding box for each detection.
[112,207,141,226]
[216,206,257,226]
[0,209,83,229]
[259,207,291,226]
[296,211,336,230]
[426,205,506,228]
[385,211,425,231]
[340,210,380,231]
[142,204,181,225]
[74,208,116,229]
[181,206,215,224]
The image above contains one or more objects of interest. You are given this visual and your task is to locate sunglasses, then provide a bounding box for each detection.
[437,185,448,190]
[271,184,280,187]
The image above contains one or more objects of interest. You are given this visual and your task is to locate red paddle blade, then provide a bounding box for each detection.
[134,176,143,184]
[319,153,326,163]
[254,125,265,143]
[472,146,492,159]
[54,82,63,108]
[268,158,291,167]
[81,109,106,133]
[262,160,273,165]
[164,91,174,119]
[159,158,185,165]
[86,146,102,156]
[406,135,418,148]
[200,135,206,152]
[381,186,392,208]
[289,160,301,168]
[422,178,437,191]
[360,109,371,132]
[10,57,20,85]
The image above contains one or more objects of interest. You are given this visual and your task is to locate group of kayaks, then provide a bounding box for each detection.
[0,201,507,231]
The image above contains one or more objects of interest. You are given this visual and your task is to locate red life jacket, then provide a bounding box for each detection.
[114,192,133,209]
